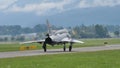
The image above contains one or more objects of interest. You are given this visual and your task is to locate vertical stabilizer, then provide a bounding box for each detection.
[46,19,52,34]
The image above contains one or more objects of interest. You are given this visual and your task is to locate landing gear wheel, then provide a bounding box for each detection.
[43,42,47,52]
[63,44,66,51]
[69,46,72,52]
[43,46,46,52]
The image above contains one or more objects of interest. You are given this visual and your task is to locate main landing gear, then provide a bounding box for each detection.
[42,42,47,52]
[63,42,73,52]
[42,42,73,52]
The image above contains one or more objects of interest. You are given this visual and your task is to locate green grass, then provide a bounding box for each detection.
[0,38,120,52]
[0,50,120,68]
[77,38,120,47]
[0,44,20,52]
[0,43,41,52]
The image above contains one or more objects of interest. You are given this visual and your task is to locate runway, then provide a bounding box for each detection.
[0,44,120,58]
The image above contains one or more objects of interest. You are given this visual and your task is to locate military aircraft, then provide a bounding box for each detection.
[20,20,84,52]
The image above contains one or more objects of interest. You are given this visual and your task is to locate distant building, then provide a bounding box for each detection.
[20,33,38,41]
[0,35,12,41]
[0,33,40,42]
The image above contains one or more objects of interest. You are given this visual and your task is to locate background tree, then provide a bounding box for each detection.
[95,24,109,38]
[114,31,119,37]
[33,24,47,33]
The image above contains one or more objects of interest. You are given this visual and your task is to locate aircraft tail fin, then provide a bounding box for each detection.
[46,19,52,35]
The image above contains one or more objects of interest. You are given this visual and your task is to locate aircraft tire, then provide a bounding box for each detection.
[63,45,66,51]
[43,42,47,52]
[69,46,72,52]
[44,46,46,52]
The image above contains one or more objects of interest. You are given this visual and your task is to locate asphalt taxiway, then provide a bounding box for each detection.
[0,45,120,58]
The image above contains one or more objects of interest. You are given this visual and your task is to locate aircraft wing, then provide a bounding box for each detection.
[61,38,84,43]
[19,40,45,44]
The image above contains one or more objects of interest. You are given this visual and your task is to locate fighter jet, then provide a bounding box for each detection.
[20,20,84,52]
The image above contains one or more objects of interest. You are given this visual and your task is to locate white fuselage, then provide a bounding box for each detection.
[49,29,71,42]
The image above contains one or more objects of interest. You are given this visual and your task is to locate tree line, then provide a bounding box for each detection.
[0,24,47,36]
[72,24,120,38]
[0,24,119,38]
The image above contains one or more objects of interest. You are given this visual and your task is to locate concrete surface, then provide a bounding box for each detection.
[0,45,120,58]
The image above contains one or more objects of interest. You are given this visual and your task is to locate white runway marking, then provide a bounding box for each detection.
[0,45,120,58]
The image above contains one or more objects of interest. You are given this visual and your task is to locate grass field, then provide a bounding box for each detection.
[0,38,120,68]
[0,38,120,52]
[0,50,120,68]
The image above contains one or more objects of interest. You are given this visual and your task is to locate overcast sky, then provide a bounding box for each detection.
[0,0,120,27]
